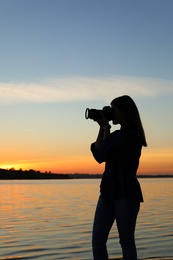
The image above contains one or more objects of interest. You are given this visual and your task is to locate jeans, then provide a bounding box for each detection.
[92,196,140,260]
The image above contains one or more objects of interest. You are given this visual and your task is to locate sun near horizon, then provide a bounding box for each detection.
[1,147,173,175]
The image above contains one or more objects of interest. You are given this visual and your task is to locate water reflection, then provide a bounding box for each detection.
[0,179,173,259]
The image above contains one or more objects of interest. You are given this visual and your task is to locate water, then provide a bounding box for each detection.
[0,178,173,260]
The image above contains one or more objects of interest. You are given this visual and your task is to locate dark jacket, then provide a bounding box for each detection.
[91,127,144,202]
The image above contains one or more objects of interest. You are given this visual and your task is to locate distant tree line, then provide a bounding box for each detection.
[0,168,70,179]
[0,168,102,180]
[0,168,172,180]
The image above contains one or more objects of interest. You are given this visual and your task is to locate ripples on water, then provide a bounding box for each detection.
[0,178,173,259]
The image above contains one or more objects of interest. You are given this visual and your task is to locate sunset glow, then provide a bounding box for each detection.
[1,147,173,175]
[0,1,173,176]
[138,148,173,175]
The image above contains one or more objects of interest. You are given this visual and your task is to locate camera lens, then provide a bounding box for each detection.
[85,108,89,119]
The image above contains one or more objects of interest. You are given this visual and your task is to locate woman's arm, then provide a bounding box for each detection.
[92,130,141,164]
[94,119,111,150]
[94,126,104,150]
[90,118,111,163]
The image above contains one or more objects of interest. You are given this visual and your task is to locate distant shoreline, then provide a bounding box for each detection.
[0,168,173,180]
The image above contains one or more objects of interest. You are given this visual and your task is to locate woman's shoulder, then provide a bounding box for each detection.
[112,126,137,136]
[112,127,142,144]
[121,126,138,135]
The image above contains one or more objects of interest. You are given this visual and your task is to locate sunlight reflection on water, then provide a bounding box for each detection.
[0,178,173,259]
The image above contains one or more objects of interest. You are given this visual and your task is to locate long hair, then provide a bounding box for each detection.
[111,95,147,147]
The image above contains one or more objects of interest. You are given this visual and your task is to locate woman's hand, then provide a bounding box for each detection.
[94,115,111,149]
[95,114,110,129]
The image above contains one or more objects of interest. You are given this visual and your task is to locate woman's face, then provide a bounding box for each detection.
[111,104,124,125]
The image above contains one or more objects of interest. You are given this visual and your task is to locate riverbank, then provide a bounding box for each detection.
[0,168,173,180]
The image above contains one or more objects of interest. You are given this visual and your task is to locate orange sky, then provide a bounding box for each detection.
[0,1,173,176]
[1,148,173,175]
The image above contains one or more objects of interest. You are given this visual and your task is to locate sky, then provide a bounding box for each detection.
[0,0,173,174]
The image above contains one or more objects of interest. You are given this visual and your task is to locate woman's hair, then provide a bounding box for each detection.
[111,95,147,147]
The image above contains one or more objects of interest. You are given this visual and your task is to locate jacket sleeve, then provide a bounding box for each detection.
[90,132,141,164]
[90,142,102,164]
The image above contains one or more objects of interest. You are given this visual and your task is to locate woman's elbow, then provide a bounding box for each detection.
[94,157,104,164]
[92,150,106,164]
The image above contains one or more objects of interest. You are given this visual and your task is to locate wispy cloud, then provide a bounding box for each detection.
[0,76,173,105]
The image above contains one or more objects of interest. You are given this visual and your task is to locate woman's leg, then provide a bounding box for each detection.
[114,199,140,260]
[92,196,115,260]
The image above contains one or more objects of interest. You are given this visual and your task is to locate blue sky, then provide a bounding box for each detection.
[0,0,173,174]
[1,0,173,81]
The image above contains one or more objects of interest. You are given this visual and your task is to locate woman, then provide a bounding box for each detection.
[91,95,147,260]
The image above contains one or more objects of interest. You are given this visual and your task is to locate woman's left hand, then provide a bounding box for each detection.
[95,114,110,128]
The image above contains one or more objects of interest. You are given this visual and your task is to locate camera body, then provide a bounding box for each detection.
[85,106,114,121]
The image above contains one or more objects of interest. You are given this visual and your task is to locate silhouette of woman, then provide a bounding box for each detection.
[91,95,147,260]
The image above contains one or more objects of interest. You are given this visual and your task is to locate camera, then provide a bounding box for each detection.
[85,106,114,121]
